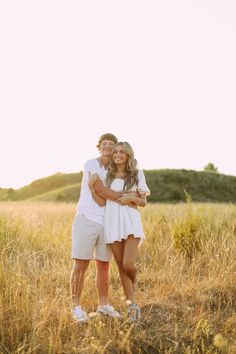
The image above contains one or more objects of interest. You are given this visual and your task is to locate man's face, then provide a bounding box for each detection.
[99,140,115,158]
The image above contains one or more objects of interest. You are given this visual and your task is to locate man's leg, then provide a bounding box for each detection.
[96,259,109,306]
[95,227,121,318]
[71,214,97,306]
[70,259,90,306]
[95,225,112,306]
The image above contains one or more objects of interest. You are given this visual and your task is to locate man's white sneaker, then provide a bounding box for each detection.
[96,304,121,318]
[71,306,89,323]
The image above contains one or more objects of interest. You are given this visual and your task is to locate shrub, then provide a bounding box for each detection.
[172,195,204,259]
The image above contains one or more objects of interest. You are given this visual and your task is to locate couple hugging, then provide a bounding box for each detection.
[70,133,150,323]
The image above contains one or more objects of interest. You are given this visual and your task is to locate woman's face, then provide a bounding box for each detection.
[112,144,128,165]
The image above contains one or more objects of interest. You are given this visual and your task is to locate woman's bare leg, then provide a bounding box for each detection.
[123,235,140,298]
[122,236,141,322]
[110,241,135,302]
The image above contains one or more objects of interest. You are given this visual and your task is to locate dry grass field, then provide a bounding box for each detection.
[0,202,236,353]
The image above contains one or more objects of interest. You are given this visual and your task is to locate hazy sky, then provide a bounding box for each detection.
[1,0,235,189]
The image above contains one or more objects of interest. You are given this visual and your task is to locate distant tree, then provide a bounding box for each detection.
[204,162,219,173]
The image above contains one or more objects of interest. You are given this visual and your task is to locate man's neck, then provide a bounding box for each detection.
[99,156,110,168]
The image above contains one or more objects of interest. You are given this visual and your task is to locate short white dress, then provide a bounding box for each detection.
[104,170,150,244]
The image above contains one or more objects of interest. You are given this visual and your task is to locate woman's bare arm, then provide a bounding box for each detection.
[116,191,147,207]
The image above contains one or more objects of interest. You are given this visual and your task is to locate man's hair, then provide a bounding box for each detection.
[97,133,118,149]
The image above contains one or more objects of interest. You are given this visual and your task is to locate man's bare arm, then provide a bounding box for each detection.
[94,180,121,201]
[94,180,139,203]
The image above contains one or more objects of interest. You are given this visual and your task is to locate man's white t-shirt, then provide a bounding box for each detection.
[76,158,107,225]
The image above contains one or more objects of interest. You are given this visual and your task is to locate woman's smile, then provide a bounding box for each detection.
[113,146,128,164]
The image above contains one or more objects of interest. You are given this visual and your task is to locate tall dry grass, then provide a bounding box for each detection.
[0,202,236,353]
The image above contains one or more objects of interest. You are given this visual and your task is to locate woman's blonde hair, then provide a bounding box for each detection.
[106,142,139,191]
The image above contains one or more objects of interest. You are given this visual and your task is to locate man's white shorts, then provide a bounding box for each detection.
[71,214,112,262]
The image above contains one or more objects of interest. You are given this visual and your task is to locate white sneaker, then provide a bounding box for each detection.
[96,304,121,318]
[71,305,89,323]
[127,303,141,323]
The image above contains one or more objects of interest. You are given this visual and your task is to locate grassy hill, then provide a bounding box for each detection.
[0,172,82,202]
[146,169,236,203]
[1,169,236,203]
[28,183,81,202]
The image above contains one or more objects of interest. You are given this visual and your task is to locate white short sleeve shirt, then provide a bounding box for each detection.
[76,158,108,225]
[128,170,151,195]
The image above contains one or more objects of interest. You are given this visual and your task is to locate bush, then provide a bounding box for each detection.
[172,197,204,259]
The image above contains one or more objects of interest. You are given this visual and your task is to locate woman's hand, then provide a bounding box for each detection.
[88,173,100,191]
[117,191,147,207]
[116,193,136,205]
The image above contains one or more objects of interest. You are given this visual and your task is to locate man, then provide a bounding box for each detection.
[71,133,124,322]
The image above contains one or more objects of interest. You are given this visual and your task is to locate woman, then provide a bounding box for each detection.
[89,142,150,322]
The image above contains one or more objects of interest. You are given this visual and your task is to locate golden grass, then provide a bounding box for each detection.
[0,202,236,353]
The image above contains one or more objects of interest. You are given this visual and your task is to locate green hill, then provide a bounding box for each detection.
[1,169,236,203]
[0,172,82,201]
[28,183,81,202]
[146,169,236,203]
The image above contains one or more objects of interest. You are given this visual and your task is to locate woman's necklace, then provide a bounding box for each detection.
[115,172,126,179]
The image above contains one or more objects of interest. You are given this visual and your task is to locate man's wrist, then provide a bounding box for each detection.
[136,197,142,206]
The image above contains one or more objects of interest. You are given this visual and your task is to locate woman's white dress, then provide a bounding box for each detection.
[104,170,150,244]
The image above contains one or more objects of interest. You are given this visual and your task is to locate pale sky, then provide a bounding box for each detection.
[0,0,235,189]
